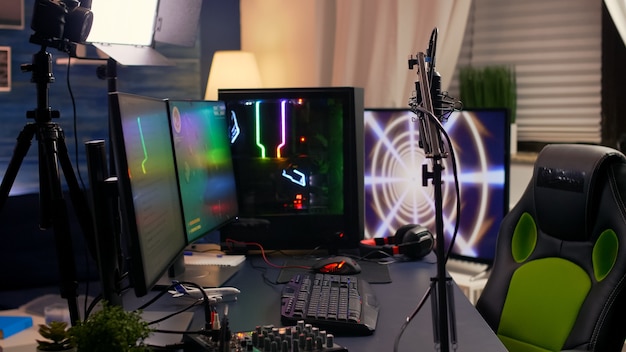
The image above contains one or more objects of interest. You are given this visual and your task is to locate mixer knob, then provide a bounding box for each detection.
[326,333,335,348]
[305,336,313,351]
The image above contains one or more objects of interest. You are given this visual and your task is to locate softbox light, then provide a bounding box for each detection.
[86,0,201,66]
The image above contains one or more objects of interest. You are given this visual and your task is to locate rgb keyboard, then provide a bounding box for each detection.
[280,272,379,336]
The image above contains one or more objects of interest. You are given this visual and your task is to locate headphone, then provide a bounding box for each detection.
[359,224,434,260]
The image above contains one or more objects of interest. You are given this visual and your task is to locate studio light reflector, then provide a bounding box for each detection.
[84,0,201,66]
[86,0,158,46]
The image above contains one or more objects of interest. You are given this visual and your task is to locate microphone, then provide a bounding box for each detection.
[430,69,459,123]
[431,69,444,121]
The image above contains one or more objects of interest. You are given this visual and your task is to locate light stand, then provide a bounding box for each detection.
[408,51,457,351]
[83,57,125,308]
[0,41,95,325]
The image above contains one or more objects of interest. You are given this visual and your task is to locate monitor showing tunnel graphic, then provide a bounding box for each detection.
[364,109,510,263]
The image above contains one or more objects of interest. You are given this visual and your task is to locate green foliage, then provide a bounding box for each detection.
[459,65,517,123]
[37,321,75,351]
[69,303,153,352]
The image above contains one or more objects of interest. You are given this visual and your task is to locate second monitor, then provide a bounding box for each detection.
[161,99,241,287]
[168,99,239,244]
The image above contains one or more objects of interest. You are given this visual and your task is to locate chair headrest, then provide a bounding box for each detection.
[533,144,626,241]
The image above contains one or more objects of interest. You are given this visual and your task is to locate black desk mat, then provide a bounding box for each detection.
[276,257,392,284]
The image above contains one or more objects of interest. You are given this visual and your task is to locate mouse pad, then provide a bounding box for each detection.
[276,258,392,284]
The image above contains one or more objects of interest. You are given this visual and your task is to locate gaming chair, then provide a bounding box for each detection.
[476,144,626,352]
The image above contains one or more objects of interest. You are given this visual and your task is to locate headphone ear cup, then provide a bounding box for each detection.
[394,224,420,244]
[399,224,434,259]
[358,224,433,259]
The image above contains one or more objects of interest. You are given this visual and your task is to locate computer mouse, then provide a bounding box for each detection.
[311,256,362,275]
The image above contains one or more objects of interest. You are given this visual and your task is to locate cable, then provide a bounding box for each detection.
[64,53,86,191]
[135,286,175,311]
[64,52,96,322]
[427,28,439,90]
[146,301,202,326]
[134,281,214,332]
[224,238,312,270]
[393,285,432,352]
[411,105,461,264]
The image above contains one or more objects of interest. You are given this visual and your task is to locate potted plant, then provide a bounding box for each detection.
[69,302,153,352]
[459,65,517,154]
[37,321,76,352]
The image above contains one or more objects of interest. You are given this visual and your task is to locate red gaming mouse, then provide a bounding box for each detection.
[311,256,362,275]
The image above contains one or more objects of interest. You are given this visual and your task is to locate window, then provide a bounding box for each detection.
[448,0,602,144]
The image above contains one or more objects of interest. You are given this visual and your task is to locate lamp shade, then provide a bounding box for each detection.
[204,50,263,100]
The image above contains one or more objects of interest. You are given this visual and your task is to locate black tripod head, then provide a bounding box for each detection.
[21,0,93,125]
[20,46,61,126]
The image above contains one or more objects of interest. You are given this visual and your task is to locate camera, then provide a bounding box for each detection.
[30,0,93,46]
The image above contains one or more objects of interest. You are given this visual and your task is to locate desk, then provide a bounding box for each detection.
[2,253,505,351]
[128,252,506,351]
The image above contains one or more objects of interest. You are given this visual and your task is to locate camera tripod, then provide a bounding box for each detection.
[0,45,94,325]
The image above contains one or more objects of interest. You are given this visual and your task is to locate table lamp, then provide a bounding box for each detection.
[204,50,263,100]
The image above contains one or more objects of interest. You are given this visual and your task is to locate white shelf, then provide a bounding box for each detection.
[447,268,490,305]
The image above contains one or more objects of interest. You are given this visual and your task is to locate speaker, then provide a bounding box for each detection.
[359,224,434,259]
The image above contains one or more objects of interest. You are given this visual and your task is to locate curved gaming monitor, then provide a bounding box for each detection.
[218,87,365,251]
[363,108,510,264]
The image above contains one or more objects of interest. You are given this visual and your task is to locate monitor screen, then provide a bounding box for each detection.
[363,109,510,263]
[218,87,364,250]
[167,100,239,244]
[109,92,187,296]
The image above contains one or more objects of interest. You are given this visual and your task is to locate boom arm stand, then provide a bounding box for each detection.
[409,51,457,352]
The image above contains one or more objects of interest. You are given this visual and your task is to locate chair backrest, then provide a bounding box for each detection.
[476,143,626,352]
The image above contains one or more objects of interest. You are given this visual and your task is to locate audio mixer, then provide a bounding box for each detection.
[188,320,349,352]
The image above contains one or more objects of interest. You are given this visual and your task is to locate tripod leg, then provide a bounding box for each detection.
[431,276,459,351]
[0,124,37,211]
[446,278,457,349]
[430,278,441,348]
[37,123,81,325]
[55,127,97,258]
[38,136,54,229]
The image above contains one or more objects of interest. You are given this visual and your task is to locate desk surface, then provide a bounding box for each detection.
[128,252,506,352]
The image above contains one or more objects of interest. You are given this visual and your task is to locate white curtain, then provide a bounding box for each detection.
[240,0,471,108]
